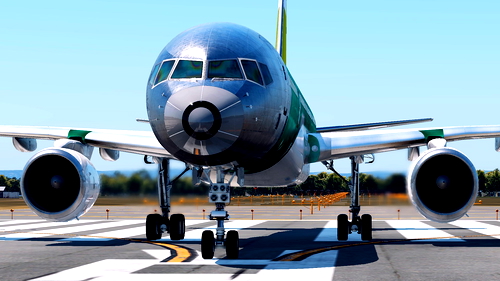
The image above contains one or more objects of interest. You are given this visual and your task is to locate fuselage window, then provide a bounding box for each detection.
[148,63,160,86]
[241,59,263,85]
[208,60,243,79]
[171,60,203,79]
[258,62,273,85]
[155,60,175,85]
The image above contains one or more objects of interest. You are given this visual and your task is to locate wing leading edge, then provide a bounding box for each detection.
[311,125,500,163]
[0,125,172,159]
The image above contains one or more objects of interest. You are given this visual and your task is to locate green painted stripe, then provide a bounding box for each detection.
[420,129,444,142]
[287,70,315,132]
[307,134,320,163]
[68,129,92,143]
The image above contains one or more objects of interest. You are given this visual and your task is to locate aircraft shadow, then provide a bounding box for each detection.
[212,226,500,270]
[4,225,500,271]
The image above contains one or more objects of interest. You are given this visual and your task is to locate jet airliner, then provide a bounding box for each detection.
[2,0,500,259]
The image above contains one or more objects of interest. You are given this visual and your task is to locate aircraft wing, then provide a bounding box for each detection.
[312,125,500,162]
[0,125,172,158]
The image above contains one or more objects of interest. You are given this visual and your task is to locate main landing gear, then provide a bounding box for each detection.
[200,167,241,259]
[324,156,373,241]
[146,158,189,241]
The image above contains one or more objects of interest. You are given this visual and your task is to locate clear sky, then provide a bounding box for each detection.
[0,0,499,175]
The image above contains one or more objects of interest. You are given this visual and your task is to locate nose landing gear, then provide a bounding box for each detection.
[200,207,240,259]
[200,167,241,259]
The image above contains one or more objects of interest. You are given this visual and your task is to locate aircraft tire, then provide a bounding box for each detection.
[169,214,185,240]
[361,214,373,241]
[225,230,239,259]
[337,214,349,241]
[146,213,162,240]
[201,230,215,259]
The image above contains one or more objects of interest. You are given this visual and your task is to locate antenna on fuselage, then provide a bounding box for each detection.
[275,0,287,64]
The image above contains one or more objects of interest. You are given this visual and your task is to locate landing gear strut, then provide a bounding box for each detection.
[146,158,189,241]
[324,156,373,241]
[200,167,241,259]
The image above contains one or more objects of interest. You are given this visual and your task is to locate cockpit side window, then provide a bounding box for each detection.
[208,60,243,79]
[241,59,263,85]
[171,60,203,79]
[148,64,160,86]
[258,63,273,86]
[155,60,175,85]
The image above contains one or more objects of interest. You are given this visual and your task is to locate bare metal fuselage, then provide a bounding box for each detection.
[146,23,315,186]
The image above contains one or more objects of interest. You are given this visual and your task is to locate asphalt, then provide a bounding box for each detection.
[1,204,500,280]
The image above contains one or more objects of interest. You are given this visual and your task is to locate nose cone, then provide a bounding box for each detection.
[164,86,243,156]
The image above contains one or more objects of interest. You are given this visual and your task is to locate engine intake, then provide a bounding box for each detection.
[21,148,100,221]
[408,147,478,222]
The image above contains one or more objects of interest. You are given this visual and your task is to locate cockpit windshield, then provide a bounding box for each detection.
[151,58,273,87]
[208,60,243,79]
[155,60,175,85]
[241,60,263,85]
[171,60,203,79]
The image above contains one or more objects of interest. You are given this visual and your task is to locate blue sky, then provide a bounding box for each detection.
[0,0,499,174]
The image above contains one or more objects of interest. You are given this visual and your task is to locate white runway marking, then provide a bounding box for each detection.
[450,220,500,239]
[386,220,465,242]
[0,220,83,232]
[16,219,500,281]
[1,220,142,241]
[0,219,40,227]
[63,219,207,241]
[29,259,159,281]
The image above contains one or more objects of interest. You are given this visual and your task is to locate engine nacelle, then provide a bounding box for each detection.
[21,148,100,221]
[408,147,478,223]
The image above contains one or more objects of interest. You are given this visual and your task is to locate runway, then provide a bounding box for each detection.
[1,206,500,280]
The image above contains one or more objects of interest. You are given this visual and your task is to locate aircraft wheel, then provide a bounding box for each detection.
[361,214,373,241]
[146,213,163,240]
[225,230,239,259]
[337,214,349,241]
[169,214,185,240]
[201,230,215,259]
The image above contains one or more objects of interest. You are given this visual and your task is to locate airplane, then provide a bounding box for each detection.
[1,0,500,259]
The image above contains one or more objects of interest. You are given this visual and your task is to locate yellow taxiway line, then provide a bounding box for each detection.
[276,233,500,261]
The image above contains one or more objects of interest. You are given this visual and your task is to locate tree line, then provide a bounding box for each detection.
[0,175,21,192]
[3,169,500,195]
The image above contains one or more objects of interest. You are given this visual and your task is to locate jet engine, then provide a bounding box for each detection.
[21,147,100,221]
[407,146,478,223]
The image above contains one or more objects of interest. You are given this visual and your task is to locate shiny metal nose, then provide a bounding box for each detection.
[164,86,243,156]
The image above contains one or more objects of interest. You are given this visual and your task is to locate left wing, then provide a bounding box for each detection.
[310,125,500,162]
[0,125,172,158]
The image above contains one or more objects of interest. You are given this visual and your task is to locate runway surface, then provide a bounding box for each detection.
[1,205,500,280]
